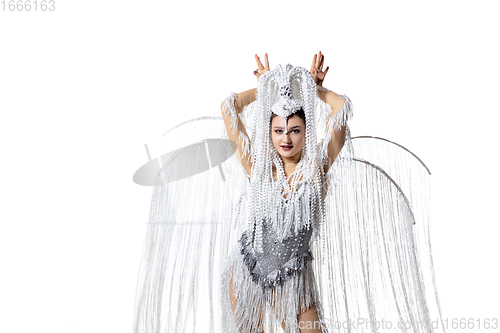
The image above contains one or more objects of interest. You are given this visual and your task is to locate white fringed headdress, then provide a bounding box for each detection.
[245,64,326,253]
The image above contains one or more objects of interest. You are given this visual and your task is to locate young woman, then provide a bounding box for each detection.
[220,52,347,333]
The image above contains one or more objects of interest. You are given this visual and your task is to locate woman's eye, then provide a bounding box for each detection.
[274,129,299,134]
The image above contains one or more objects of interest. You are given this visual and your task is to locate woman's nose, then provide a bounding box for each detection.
[283,132,292,143]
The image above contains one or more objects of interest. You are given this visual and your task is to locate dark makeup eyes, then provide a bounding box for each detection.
[274,129,300,134]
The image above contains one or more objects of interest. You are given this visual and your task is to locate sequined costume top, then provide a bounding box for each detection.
[238,180,318,290]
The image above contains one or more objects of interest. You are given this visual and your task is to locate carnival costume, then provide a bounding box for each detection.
[133,64,445,332]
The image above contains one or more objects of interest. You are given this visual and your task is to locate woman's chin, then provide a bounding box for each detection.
[278,149,297,158]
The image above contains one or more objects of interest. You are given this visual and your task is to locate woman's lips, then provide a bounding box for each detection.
[281,145,293,151]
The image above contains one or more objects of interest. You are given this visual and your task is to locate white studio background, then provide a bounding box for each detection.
[0,0,498,332]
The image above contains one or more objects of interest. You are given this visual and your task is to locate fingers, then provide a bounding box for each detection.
[255,53,269,79]
[315,51,325,71]
[311,51,326,74]
[318,51,324,70]
[324,66,329,76]
[315,51,322,70]
[255,54,264,71]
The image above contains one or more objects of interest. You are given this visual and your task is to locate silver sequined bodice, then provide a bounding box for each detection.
[239,181,315,289]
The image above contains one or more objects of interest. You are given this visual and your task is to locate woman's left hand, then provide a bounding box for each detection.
[309,51,329,86]
[253,53,270,80]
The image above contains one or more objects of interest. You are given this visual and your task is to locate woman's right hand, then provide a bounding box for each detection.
[253,53,270,80]
[309,51,329,86]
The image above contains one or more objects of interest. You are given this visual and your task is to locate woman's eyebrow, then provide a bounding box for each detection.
[273,125,301,130]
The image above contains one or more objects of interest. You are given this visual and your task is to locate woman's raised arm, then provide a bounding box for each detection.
[318,89,348,171]
[310,51,351,171]
[220,54,270,177]
[221,88,256,177]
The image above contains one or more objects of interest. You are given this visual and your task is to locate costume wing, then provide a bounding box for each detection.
[311,129,445,332]
[133,117,250,333]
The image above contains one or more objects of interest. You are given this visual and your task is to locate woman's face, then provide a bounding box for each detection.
[271,114,305,159]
